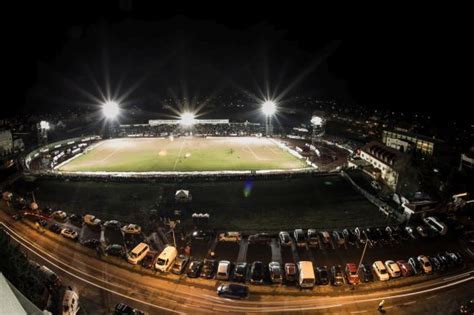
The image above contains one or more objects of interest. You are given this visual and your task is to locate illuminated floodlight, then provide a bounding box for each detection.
[180,112,196,126]
[102,101,120,119]
[39,121,50,130]
[261,100,277,116]
[311,115,323,126]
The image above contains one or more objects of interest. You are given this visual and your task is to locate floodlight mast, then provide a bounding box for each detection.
[102,101,120,138]
[262,100,276,136]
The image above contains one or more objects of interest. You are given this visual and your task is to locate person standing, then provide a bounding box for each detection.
[378,300,385,312]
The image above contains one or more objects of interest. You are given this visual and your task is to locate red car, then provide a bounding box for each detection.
[396,260,414,277]
[344,263,360,285]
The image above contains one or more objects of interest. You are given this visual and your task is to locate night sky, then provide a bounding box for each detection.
[4,2,471,122]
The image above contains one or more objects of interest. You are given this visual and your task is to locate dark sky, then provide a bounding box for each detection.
[3,2,471,121]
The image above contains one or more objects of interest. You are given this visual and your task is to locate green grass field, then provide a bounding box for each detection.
[58,137,308,172]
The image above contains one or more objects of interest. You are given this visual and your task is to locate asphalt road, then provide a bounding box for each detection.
[1,210,473,314]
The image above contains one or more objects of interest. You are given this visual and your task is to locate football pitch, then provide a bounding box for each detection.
[58,137,309,172]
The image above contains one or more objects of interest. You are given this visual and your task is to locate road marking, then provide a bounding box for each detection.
[384,306,393,309]
[444,271,473,281]
[426,295,437,300]
[350,310,367,314]
[1,222,185,314]
[403,301,416,305]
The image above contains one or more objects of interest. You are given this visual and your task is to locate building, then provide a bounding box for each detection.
[359,141,407,190]
[0,130,13,155]
[382,129,442,156]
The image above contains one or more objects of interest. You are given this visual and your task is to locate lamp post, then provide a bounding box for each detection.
[102,101,120,138]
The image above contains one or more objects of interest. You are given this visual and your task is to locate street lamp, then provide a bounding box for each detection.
[262,100,277,136]
[37,120,50,145]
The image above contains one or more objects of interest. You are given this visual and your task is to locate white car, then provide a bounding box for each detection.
[372,261,390,281]
[83,214,101,226]
[384,260,401,278]
[52,210,67,220]
[122,224,141,234]
[218,232,241,242]
[62,289,80,315]
[61,228,78,240]
[417,255,433,274]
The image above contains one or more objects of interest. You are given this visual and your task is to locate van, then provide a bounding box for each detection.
[155,246,178,272]
[423,216,448,235]
[297,261,315,288]
[127,242,150,265]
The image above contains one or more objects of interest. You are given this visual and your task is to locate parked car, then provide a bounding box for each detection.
[216,284,249,300]
[69,214,83,226]
[81,239,100,249]
[396,260,414,277]
[417,255,433,274]
[459,299,474,314]
[171,255,190,275]
[436,253,450,269]
[416,226,429,238]
[359,263,374,282]
[114,302,145,315]
[200,259,217,279]
[331,265,345,286]
[191,230,211,240]
[284,263,297,283]
[307,229,319,247]
[332,231,345,247]
[106,244,126,258]
[104,220,122,230]
[408,257,422,274]
[186,260,203,278]
[316,266,330,285]
[83,214,101,226]
[372,261,389,281]
[320,231,331,246]
[429,256,442,272]
[384,260,401,278]
[216,260,232,281]
[62,289,80,315]
[141,252,157,269]
[52,210,67,220]
[294,229,306,247]
[250,261,265,284]
[248,233,271,244]
[342,228,358,245]
[344,263,360,285]
[279,231,291,246]
[61,228,78,240]
[122,224,142,234]
[48,223,62,234]
[218,232,241,242]
[232,262,248,283]
[446,251,463,266]
[404,226,417,239]
[269,262,283,284]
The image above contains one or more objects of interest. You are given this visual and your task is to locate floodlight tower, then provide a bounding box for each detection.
[262,100,276,137]
[102,101,120,138]
[37,121,50,146]
[311,111,326,146]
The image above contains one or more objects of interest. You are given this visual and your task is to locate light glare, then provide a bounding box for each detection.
[180,112,195,126]
[102,101,120,119]
[262,101,277,116]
